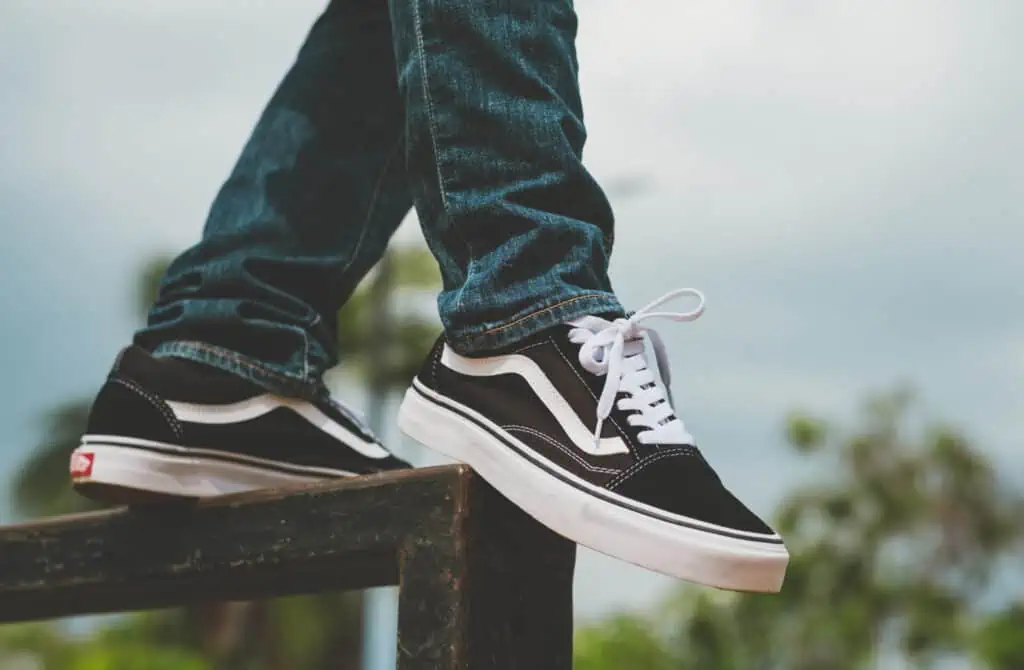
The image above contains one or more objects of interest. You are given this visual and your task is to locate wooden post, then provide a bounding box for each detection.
[397,469,576,669]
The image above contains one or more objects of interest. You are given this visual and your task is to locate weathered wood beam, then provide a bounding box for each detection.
[0,464,576,670]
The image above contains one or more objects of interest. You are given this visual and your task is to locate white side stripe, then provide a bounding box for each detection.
[440,346,629,456]
[165,396,391,460]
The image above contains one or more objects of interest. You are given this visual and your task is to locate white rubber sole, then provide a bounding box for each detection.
[397,380,789,592]
[71,436,352,502]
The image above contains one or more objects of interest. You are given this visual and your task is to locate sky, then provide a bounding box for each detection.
[0,0,1021,621]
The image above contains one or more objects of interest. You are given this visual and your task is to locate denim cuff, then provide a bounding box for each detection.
[150,340,325,400]
[447,292,625,355]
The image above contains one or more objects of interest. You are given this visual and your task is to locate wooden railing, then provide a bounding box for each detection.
[0,465,576,669]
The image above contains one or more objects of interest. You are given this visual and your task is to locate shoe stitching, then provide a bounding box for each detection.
[509,341,548,356]
[478,294,610,337]
[504,425,619,475]
[605,447,697,490]
[165,341,301,384]
[110,378,183,440]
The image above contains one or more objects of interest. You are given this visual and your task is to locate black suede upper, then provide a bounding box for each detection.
[416,330,779,541]
[608,451,773,535]
[85,345,410,475]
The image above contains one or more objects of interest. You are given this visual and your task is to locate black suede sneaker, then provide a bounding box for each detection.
[71,345,410,504]
[397,289,788,592]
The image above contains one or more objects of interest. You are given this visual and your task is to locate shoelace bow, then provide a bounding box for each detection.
[569,288,706,450]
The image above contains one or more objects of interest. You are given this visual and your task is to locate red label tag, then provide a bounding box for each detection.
[70,451,95,478]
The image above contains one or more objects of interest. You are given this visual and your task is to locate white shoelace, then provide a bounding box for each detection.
[568,288,705,450]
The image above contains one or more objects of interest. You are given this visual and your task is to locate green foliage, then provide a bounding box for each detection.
[785,413,827,453]
[335,245,441,389]
[973,605,1024,670]
[0,621,213,670]
[575,615,679,670]
[0,621,77,668]
[68,644,211,670]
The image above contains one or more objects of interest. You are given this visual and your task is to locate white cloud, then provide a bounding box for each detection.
[577,0,1020,259]
[3,1,327,253]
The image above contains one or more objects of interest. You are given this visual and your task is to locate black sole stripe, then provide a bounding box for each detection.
[413,383,783,545]
[91,439,359,479]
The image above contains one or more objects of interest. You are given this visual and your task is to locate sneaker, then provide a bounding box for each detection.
[397,289,788,592]
[71,345,410,504]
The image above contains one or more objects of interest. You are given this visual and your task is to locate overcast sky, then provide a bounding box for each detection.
[1,0,1020,619]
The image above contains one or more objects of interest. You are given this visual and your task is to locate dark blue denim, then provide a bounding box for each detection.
[135,0,623,398]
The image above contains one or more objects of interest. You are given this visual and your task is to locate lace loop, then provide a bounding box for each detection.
[569,289,705,449]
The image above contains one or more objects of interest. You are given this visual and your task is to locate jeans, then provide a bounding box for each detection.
[134,0,623,399]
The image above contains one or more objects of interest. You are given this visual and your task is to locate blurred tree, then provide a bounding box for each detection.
[68,644,211,670]
[336,244,442,390]
[6,244,440,668]
[574,388,1024,670]
[0,621,76,669]
[0,618,214,670]
[574,615,679,670]
[972,604,1024,670]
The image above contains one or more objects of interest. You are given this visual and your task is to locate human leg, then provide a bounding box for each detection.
[388,0,624,354]
[72,1,415,501]
[135,0,412,398]
[389,0,789,591]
